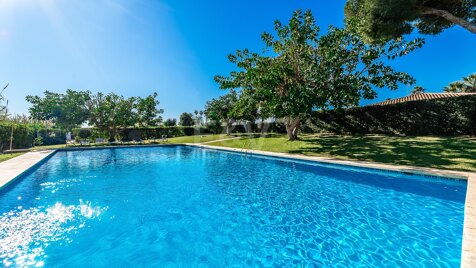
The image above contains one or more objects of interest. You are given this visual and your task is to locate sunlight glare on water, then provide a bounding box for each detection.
[0,200,106,267]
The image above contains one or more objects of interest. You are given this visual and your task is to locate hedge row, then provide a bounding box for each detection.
[222,122,286,134]
[0,122,68,151]
[0,122,286,151]
[0,122,33,151]
[72,123,287,141]
[73,126,214,141]
[304,95,476,136]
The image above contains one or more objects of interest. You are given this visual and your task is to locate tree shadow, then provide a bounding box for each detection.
[287,135,476,172]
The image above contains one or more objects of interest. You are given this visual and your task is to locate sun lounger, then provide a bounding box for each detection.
[80,140,90,146]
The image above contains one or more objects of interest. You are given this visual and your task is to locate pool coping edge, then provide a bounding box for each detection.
[0,150,56,190]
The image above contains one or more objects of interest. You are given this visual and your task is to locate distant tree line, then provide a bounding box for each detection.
[26,90,163,141]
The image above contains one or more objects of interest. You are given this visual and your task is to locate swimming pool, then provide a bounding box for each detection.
[0,146,467,267]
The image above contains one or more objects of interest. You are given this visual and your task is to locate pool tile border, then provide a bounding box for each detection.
[0,144,475,266]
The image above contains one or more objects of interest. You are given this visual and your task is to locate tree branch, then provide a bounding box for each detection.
[420,6,476,34]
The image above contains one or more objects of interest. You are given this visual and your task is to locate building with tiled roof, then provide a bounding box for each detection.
[368,92,476,106]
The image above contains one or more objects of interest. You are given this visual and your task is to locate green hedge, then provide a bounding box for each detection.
[71,123,287,142]
[304,95,476,135]
[37,129,67,145]
[122,126,212,141]
[0,122,34,151]
[72,126,214,141]
[208,122,286,134]
[0,122,70,151]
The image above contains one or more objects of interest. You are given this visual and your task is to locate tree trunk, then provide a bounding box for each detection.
[225,119,235,135]
[260,118,265,134]
[108,127,117,142]
[420,7,476,34]
[284,117,300,141]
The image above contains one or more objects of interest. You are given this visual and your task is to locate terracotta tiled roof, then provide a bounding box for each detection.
[368,92,476,106]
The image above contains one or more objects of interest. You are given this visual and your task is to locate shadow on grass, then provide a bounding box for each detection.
[287,135,476,172]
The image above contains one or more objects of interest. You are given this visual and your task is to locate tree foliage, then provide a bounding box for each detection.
[0,84,8,120]
[411,86,426,95]
[444,73,476,92]
[203,91,238,135]
[179,112,194,126]
[163,118,177,126]
[86,92,136,141]
[136,92,164,127]
[26,90,164,141]
[26,89,91,131]
[215,10,422,140]
[345,0,476,43]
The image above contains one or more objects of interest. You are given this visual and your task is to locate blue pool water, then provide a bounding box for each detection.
[0,146,467,267]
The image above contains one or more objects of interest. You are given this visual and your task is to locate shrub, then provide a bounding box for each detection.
[0,122,34,151]
[77,129,93,139]
[34,137,43,146]
[304,95,476,136]
[38,129,67,145]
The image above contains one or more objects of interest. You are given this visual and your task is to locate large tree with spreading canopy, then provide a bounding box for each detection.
[204,90,238,135]
[26,89,91,131]
[215,10,422,140]
[86,92,136,141]
[345,0,476,43]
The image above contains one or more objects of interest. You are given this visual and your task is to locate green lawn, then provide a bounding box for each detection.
[32,134,231,151]
[166,134,231,144]
[0,153,24,163]
[206,134,476,172]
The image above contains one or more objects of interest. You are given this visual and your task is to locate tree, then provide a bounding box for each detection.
[204,91,238,135]
[26,89,91,131]
[444,82,467,92]
[0,83,9,120]
[411,86,426,95]
[463,73,476,92]
[193,110,200,125]
[179,112,194,126]
[87,92,136,141]
[163,118,177,126]
[136,92,163,127]
[215,10,421,140]
[444,73,476,92]
[199,110,204,125]
[345,0,476,43]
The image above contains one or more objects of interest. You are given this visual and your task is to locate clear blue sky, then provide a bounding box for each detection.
[1,0,475,119]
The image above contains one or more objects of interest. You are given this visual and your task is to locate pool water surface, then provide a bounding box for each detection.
[0,146,467,267]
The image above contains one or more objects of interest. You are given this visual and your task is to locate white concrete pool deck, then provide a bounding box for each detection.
[0,150,54,189]
[0,145,475,266]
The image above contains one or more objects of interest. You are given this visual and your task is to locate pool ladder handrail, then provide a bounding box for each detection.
[240,140,252,157]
